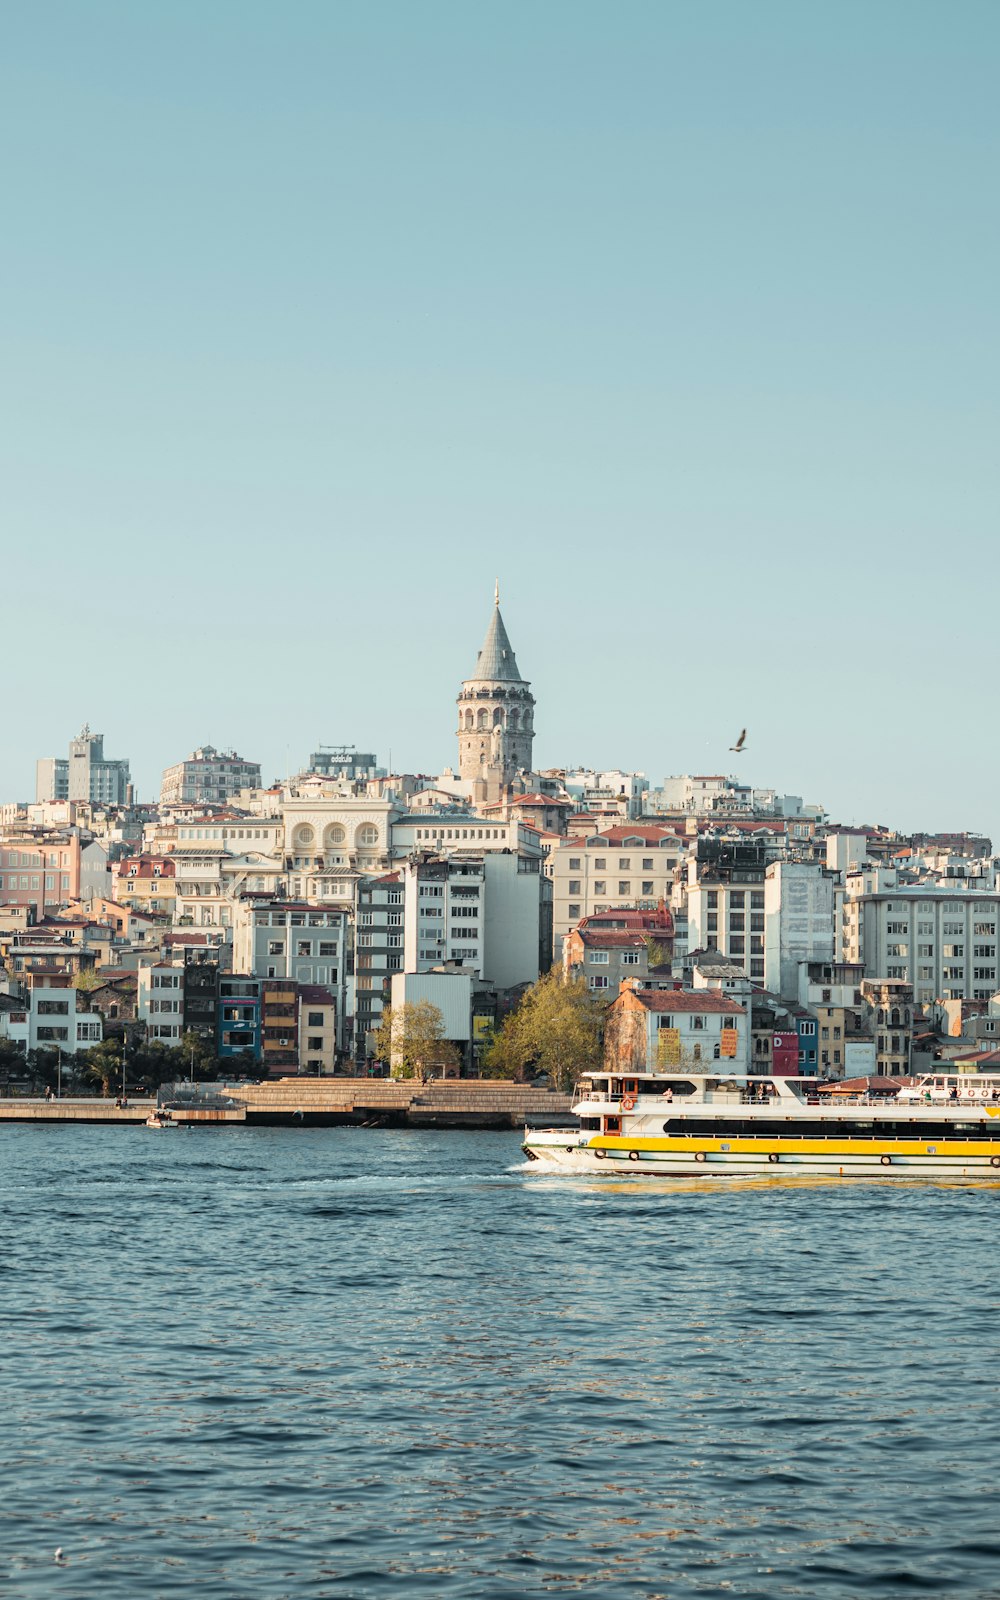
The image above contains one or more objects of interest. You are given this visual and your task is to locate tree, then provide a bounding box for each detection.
[73,966,103,993]
[374,1001,461,1079]
[643,936,671,971]
[81,1038,125,1097]
[482,970,604,1090]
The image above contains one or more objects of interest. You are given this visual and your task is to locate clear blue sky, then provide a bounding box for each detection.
[3,2,998,837]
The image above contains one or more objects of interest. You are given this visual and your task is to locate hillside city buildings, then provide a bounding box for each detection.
[3,588,999,1085]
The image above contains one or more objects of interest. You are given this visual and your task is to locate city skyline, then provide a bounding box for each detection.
[10,571,999,845]
[4,2,998,838]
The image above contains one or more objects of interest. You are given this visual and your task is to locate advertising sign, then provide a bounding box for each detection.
[656,1027,681,1066]
[772,1031,800,1077]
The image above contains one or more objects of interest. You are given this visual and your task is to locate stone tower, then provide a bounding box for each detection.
[457,585,535,785]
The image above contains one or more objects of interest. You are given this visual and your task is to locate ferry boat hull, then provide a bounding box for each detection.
[523,1127,1000,1180]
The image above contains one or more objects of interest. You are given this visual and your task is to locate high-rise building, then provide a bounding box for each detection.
[456,584,535,787]
[36,725,130,805]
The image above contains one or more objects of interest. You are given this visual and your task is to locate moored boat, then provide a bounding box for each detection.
[522,1068,1000,1180]
[145,1110,177,1129]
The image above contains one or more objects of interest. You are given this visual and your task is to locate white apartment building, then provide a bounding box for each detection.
[160,747,262,806]
[562,770,647,819]
[646,774,750,815]
[158,820,286,929]
[860,889,1000,1003]
[3,982,104,1054]
[137,964,184,1046]
[548,828,687,955]
[764,860,836,1001]
[402,851,545,990]
[686,868,767,982]
[839,865,899,962]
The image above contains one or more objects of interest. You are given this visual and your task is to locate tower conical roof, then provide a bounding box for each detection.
[469,596,524,683]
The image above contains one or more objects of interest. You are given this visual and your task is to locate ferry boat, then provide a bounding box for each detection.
[523,1067,1000,1180]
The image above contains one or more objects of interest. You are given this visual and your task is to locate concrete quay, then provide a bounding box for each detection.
[227,1076,575,1129]
[0,1097,246,1125]
[0,1097,155,1124]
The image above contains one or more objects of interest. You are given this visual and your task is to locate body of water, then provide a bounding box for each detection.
[2,1125,999,1598]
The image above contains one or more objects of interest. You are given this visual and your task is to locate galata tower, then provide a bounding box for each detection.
[456,584,535,784]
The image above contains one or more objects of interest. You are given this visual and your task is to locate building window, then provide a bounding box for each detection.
[568,904,580,919]
[590,952,610,965]
[618,882,630,895]
[642,881,654,895]
[568,881,581,895]
[568,859,581,870]
[268,941,284,956]
[594,882,606,895]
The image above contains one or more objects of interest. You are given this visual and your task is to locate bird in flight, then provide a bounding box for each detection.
[730,728,747,753]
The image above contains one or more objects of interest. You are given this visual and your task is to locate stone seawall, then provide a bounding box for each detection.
[227,1077,575,1129]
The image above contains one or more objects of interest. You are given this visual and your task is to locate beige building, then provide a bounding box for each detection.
[547,826,686,955]
[282,797,400,906]
[298,984,338,1074]
[160,746,261,806]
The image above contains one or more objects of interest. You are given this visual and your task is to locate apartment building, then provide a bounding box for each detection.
[547,826,687,955]
[232,902,348,1048]
[402,850,548,990]
[859,888,1000,1003]
[137,964,185,1045]
[160,747,262,806]
[354,873,405,1054]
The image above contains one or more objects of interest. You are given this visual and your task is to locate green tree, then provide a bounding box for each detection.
[81,1038,126,1096]
[483,970,604,1090]
[73,966,103,993]
[375,1001,461,1079]
[643,936,670,971]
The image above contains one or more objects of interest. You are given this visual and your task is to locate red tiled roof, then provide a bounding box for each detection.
[576,930,648,949]
[558,826,685,847]
[625,988,745,1015]
[117,858,176,879]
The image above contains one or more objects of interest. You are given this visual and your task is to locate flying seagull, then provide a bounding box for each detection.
[730,728,747,753]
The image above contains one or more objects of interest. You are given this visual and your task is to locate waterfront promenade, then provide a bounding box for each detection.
[0,1079,573,1129]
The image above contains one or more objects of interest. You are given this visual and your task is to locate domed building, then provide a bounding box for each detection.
[456,585,535,794]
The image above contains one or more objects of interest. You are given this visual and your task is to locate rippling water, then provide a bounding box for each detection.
[3,1126,1000,1598]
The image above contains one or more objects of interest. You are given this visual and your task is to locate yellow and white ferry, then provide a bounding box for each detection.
[523,1068,1000,1180]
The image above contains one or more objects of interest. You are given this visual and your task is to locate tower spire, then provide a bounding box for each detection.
[494,577,500,607]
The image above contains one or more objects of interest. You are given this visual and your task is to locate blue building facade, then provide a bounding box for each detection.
[217,975,262,1061]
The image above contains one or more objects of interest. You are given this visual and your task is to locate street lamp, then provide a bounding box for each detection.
[121,1033,127,1103]
[56,1044,62,1101]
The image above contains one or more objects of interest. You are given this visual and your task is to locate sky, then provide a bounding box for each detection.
[3,2,998,837]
